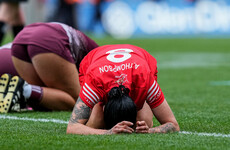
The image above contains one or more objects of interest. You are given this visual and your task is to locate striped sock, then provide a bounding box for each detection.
[23,83,43,103]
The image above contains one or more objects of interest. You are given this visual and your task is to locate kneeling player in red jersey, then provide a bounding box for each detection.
[66,44,180,134]
[0,22,99,113]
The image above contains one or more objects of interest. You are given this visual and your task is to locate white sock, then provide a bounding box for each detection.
[23,82,32,99]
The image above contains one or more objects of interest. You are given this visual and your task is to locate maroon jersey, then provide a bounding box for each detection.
[79,44,164,110]
[0,43,18,76]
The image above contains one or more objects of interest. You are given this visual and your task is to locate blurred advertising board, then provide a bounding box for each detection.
[96,0,230,38]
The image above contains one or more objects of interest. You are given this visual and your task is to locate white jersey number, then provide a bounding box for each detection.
[106,48,133,63]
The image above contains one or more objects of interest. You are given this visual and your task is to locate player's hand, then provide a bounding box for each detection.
[135,121,150,133]
[105,121,134,134]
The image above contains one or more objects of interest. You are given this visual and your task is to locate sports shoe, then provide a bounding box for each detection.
[0,76,26,113]
[0,74,12,101]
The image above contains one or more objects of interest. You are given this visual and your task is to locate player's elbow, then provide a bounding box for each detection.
[66,123,75,134]
[66,125,71,134]
[173,121,180,132]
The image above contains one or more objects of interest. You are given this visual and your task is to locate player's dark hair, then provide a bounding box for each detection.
[104,85,137,129]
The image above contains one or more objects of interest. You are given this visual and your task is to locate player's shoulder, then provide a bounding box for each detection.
[84,44,150,61]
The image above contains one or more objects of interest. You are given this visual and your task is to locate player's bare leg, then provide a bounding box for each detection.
[12,53,80,110]
[12,57,44,86]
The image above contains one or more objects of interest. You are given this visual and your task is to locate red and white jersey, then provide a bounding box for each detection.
[79,44,164,110]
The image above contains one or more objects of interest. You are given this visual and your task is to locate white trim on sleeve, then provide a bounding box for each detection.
[82,83,99,104]
[147,80,160,104]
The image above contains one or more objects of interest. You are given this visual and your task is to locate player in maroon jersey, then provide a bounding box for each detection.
[0,43,18,76]
[0,22,99,113]
[67,44,180,134]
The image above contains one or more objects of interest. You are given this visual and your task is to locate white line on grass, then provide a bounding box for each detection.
[153,52,230,69]
[1,115,230,138]
[0,114,68,124]
[180,131,230,138]
[209,81,230,86]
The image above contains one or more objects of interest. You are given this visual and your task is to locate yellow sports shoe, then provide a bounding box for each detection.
[0,74,12,101]
[0,75,26,113]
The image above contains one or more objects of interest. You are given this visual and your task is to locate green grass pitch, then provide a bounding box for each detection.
[0,36,229,150]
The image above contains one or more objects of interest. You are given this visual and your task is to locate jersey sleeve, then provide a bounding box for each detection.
[135,47,163,108]
[143,50,158,81]
[79,51,92,87]
[79,73,104,109]
[146,78,165,109]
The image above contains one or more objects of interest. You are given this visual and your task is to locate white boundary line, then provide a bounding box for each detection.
[179,131,230,138]
[0,115,68,124]
[209,81,230,86]
[0,115,229,138]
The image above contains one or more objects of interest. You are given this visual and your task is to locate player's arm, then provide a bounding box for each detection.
[66,97,134,135]
[149,99,180,133]
[66,97,107,134]
[136,99,180,134]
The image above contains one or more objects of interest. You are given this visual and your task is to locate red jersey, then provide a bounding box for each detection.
[79,44,164,110]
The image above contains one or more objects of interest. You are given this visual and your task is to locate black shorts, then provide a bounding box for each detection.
[0,0,28,2]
